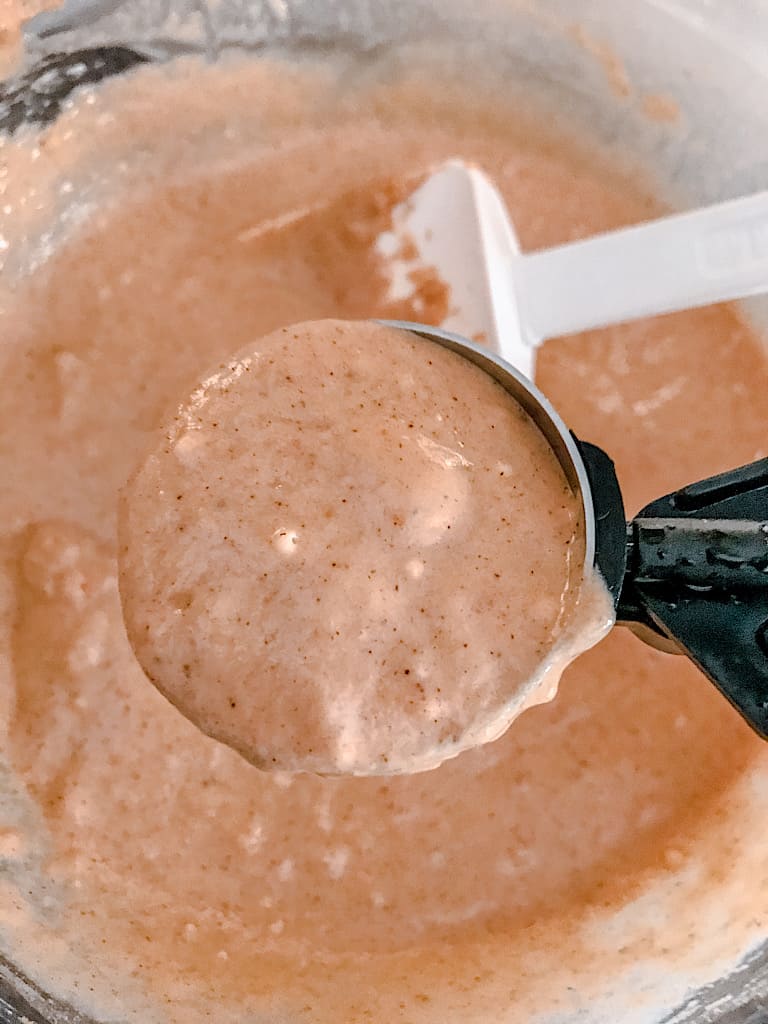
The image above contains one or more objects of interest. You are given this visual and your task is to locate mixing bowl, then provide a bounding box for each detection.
[1,1,767,1022]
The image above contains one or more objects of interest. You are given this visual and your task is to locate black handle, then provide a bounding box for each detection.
[0,47,149,135]
[617,457,768,738]
[574,438,628,605]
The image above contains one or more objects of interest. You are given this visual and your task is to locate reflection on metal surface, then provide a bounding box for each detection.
[0,47,148,134]
[662,942,768,1024]
[22,0,421,60]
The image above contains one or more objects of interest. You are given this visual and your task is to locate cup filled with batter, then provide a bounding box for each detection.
[118,318,614,776]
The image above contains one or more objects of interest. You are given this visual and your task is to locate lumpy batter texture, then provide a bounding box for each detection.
[119,319,596,776]
[1,51,768,1024]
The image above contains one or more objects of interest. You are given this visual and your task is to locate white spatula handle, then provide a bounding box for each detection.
[517,190,768,343]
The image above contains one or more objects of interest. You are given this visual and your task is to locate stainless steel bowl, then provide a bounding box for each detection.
[1,2,767,1021]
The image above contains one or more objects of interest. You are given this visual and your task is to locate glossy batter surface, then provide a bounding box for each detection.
[0,53,767,1024]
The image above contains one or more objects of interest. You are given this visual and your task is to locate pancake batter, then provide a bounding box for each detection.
[119,319,604,776]
[0,44,767,1024]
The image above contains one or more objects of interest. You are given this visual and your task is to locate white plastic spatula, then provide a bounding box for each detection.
[376,161,768,380]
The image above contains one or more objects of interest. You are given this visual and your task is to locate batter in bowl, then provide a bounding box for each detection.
[0,44,767,1024]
